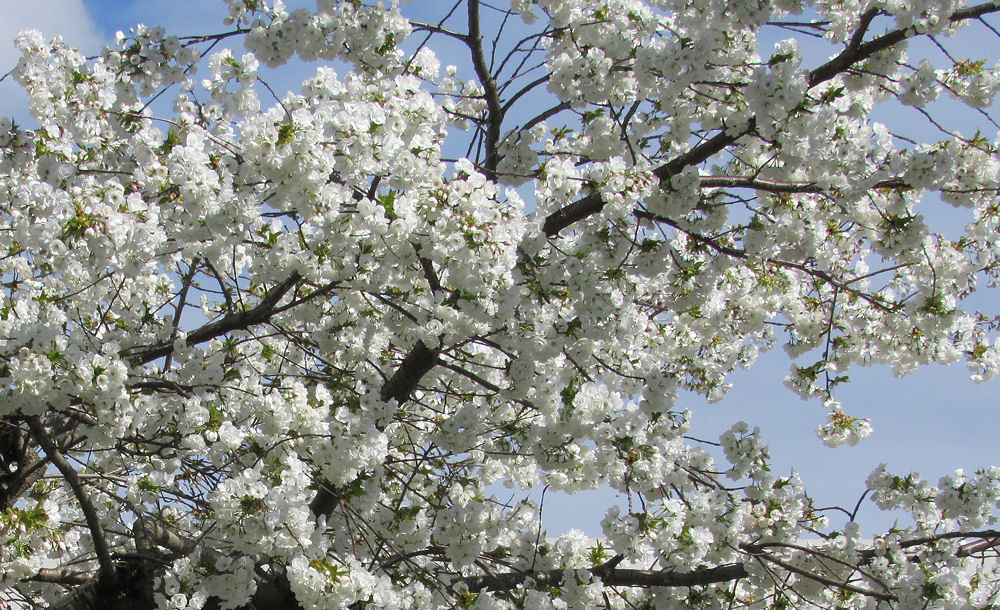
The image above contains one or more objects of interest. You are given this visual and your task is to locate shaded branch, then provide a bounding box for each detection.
[127,380,195,396]
[379,340,441,405]
[456,560,747,593]
[413,242,443,293]
[467,0,505,177]
[699,175,909,193]
[0,419,47,510]
[27,416,115,578]
[30,569,92,586]
[133,516,198,555]
[128,272,301,365]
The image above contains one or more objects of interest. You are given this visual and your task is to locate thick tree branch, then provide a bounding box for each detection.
[30,568,92,586]
[458,529,1000,597]
[48,517,305,610]
[27,416,115,578]
[455,560,747,593]
[309,338,441,517]
[467,0,505,177]
[0,446,45,510]
[808,2,1000,87]
[380,340,441,405]
[128,272,301,365]
[958,534,1000,557]
[699,175,908,193]
[133,516,198,555]
[0,418,47,510]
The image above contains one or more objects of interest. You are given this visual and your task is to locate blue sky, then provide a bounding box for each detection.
[1,0,998,537]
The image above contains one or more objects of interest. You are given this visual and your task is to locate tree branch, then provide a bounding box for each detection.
[162,258,200,371]
[380,340,441,405]
[0,419,47,510]
[458,528,1000,597]
[751,551,895,602]
[455,560,747,593]
[808,2,1000,87]
[699,175,908,193]
[133,516,198,556]
[467,0,505,178]
[128,272,301,365]
[27,416,115,578]
[30,568,92,586]
[633,210,897,313]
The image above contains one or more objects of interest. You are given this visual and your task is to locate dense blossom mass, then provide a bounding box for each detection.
[2,0,1000,607]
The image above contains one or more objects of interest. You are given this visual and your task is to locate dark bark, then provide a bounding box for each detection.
[128,272,301,366]
[49,560,302,610]
[0,419,45,510]
[456,561,748,593]
[49,518,305,610]
[466,0,505,178]
[379,340,441,405]
[49,558,155,610]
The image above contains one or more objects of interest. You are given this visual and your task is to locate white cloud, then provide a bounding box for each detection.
[0,0,103,121]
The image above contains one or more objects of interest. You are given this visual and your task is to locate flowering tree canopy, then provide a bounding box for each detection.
[4,0,1000,607]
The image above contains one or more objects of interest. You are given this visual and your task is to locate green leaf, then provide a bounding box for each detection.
[769,51,794,65]
[955,59,986,76]
[379,190,397,221]
[160,128,181,155]
[819,85,845,104]
[376,33,395,55]
[276,121,296,146]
